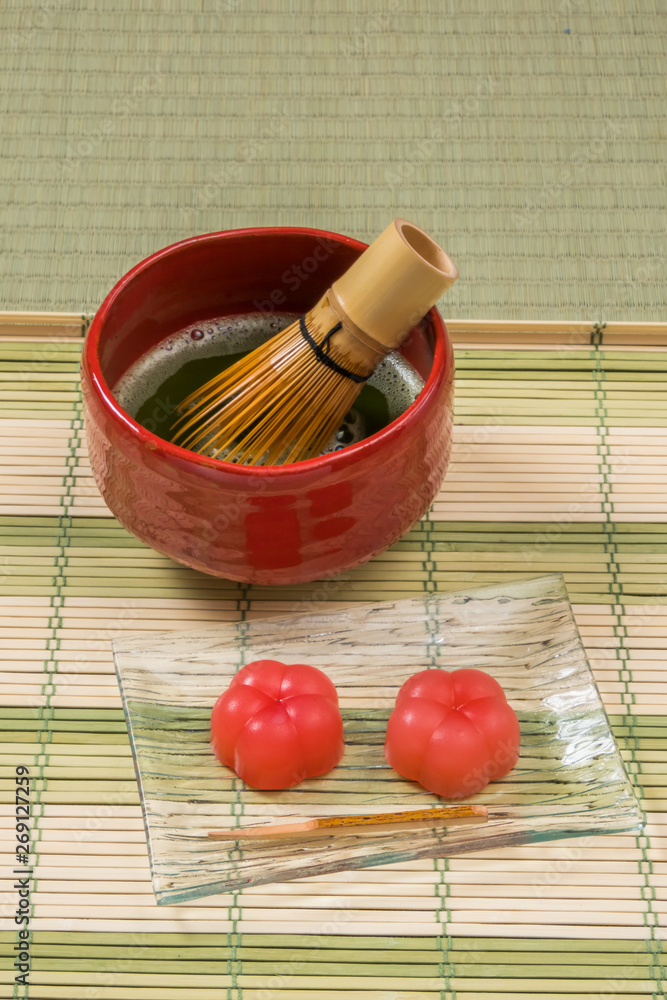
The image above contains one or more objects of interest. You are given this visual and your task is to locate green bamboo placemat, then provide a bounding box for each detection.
[1,315,666,999]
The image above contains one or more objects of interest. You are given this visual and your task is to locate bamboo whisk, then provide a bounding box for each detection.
[172,219,458,465]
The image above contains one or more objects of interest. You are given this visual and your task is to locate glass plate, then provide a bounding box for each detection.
[112,573,643,904]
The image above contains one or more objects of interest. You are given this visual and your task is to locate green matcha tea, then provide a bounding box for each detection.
[112,312,425,463]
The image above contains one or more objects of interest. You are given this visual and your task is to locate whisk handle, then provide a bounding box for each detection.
[331,218,458,351]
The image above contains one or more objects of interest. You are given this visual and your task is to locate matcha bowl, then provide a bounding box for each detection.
[81,227,455,585]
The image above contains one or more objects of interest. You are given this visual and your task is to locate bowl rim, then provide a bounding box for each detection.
[83,225,452,478]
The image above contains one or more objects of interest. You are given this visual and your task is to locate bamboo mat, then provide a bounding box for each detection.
[1,314,667,998]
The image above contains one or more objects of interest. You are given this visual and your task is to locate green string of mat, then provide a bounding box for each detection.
[592,339,665,993]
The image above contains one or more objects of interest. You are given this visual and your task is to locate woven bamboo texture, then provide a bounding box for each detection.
[1,0,666,319]
[1,314,666,999]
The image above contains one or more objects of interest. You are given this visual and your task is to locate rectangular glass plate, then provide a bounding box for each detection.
[112,574,643,904]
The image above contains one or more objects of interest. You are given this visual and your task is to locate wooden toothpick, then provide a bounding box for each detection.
[208,804,488,840]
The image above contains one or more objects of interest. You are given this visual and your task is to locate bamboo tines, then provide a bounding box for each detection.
[172,312,370,465]
[170,221,457,466]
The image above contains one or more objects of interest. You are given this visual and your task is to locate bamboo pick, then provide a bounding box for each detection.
[208,805,488,839]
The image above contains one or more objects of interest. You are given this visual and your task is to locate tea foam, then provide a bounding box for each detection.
[113,313,295,418]
[115,313,424,419]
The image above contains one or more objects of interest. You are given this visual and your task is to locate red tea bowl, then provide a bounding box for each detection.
[81,227,455,585]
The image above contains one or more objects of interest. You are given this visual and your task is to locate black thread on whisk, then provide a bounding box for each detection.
[299,316,371,383]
